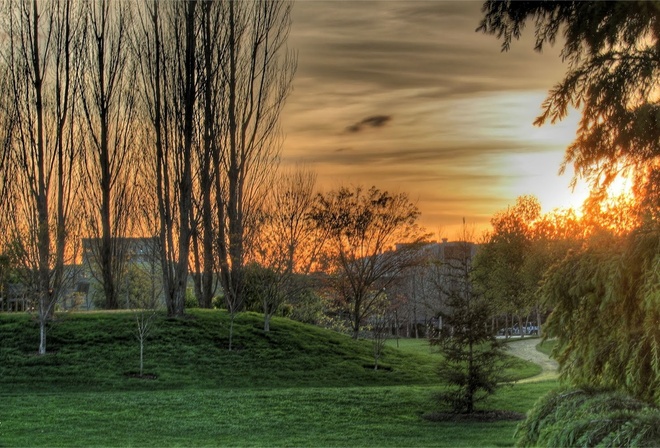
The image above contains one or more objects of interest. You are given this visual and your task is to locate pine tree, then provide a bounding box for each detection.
[430,238,509,414]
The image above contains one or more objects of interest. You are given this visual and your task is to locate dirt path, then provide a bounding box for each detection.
[506,338,559,383]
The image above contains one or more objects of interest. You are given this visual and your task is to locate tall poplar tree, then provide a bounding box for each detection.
[80,0,137,309]
[1,0,83,353]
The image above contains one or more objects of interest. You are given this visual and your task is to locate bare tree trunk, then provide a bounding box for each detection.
[264,312,271,332]
[30,0,51,355]
[170,0,197,317]
[352,295,362,339]
[198,0,218,309]
[81,0,136,310]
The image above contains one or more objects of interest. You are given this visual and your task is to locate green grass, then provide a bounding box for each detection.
[0,310,557,446]
[2,382,559,447]
[536,338,557,357]
[387,336,543,380]
[1,310,442,392]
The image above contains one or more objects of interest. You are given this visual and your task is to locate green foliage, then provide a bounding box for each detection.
[283,286,324,324]
[0,249,23,286]
[515,387,660,447]
[475,197,586,343]
[541,223,660,403]
[89,263,164,310]
[432,308,509,414]
[475,196,541,320]
[431,239,509,414]
[242,262,282,313]
[184,288,198,309]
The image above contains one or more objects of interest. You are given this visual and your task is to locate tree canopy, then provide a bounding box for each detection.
[480,0,660,405]
[541,222,660,403]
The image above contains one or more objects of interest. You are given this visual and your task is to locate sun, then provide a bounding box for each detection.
[604,173,635,200]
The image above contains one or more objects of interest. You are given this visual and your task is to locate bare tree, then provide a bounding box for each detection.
[215,0,296,347]
[249,166,323,331]
[128,238,163,378]
[369,293,396,371]
[134,0,198,317]
[0,0,83,354]
[135,0,294,327]
[135,0,175,315]
[80,0,138,310]
[311,186,426,339]
[189,0,223,309]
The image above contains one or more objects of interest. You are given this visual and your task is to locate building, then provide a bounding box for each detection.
[392,239,479,337]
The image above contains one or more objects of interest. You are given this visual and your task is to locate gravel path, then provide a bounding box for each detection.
[506,338,559,383]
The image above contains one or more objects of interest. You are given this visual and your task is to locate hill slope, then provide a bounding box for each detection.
[1,310,443,392]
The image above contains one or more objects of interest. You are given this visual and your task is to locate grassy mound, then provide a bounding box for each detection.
[0,309,540,393]
[0,309,444,392]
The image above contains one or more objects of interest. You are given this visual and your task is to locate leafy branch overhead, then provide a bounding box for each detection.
[480,1,660,206]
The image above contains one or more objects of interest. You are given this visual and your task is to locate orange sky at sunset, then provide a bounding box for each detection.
[280,1,591,238]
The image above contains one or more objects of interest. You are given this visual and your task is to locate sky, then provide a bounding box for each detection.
[280,1,589,238]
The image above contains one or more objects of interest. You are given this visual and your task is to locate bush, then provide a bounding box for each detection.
[515,387,660,447]
[184,288,198,309]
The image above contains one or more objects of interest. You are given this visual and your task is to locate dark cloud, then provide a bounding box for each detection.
[299,142,537,167]
[345,115,392,133]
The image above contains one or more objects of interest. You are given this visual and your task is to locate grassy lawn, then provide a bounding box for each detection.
[0,310,557,447]
[535,338,557,357]
[2,382,558,447]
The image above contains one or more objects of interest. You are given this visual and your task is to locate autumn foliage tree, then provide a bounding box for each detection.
[474,196,542,336]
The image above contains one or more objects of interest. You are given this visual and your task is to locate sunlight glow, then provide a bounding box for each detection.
[504,151,590,215]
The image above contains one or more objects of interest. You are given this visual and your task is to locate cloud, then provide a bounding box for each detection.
[282,1,573,236]
[345,115,392,133]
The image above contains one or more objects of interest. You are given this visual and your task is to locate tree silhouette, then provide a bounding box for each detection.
[311,186,425,339]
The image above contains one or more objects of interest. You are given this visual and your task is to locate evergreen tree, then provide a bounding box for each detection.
[541,220,660,404]
[430,237,508,414]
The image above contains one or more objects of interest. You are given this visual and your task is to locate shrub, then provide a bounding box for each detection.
[515,387,660,447]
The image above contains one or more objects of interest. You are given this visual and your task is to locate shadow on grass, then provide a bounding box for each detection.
[422,410,526,423]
